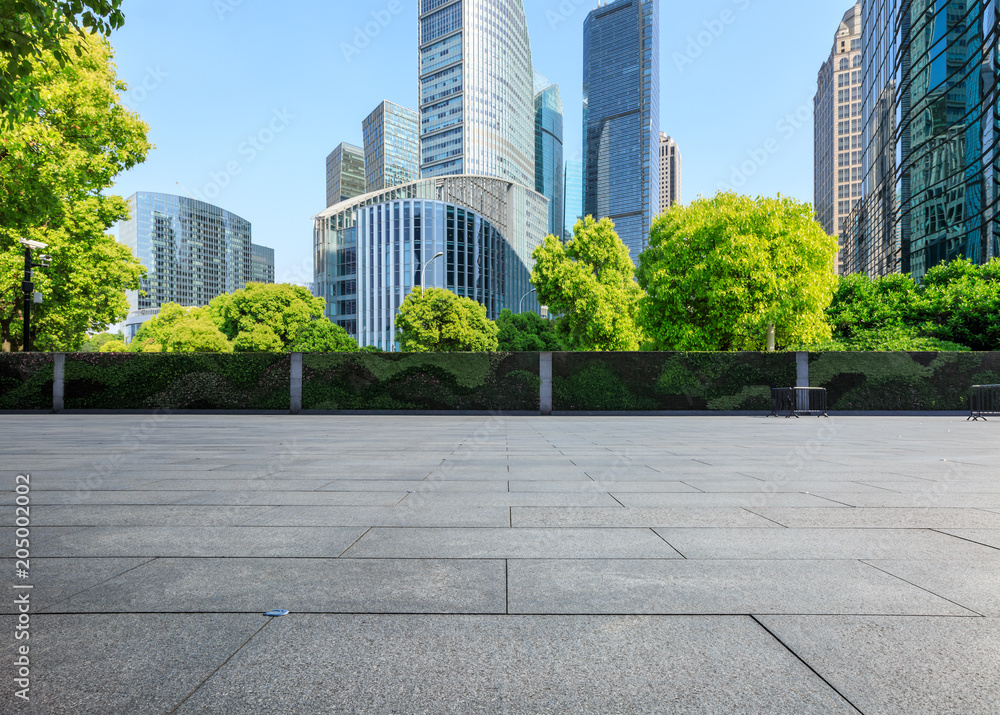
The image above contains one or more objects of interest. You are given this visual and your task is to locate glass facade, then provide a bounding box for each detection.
[534,78,564,238]
[251,243,275,284]
[362,101,420,193]
[119,192,269,312]
[843,0,999,280]
[325,142,365,208]
[563,160,584,240]
[659,133,682,210]
[315,176,546,349]
[583,0,660,262]
[814,3,863,274]
[418,0,536,189]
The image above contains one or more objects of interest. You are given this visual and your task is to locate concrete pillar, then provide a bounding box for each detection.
[796,352,810,388]
[539,352,553,416]
[52,353,65,413]
[290,353,303,415]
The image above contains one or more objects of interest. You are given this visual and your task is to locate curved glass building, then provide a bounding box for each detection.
[314,176,547,350]
[418,0,535,188]
[843,0,999,280]
[535,76,564,238]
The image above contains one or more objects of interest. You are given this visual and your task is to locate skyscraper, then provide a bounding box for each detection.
[563,160,584,240]
[362,101,419,193]
[583,0,660,262]
[842,0,999,280]
[658,133,682,210]
[814,2,862,274]
[325,142,365,208]
[534,76,564,238]
[418,0,535,188]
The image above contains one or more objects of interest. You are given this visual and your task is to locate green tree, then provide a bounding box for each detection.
[209,283,325,349]
[98,338,126,352]
[128,304,232,353]
[495,308,562,351]
[531,216,645,351]
[395,287,499,352]
[827,273,920,340]
[637,193,838,351]
[80,331,121,352]
[290,320,358,352]
[0,32,150,351]
[915,257,1000,351]
[233,324,283,353]
[1,1,125,125]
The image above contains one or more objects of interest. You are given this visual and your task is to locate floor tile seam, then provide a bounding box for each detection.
[336,527,373,558]
[167,618,273,715]
[927,529,1000,553]
[857,560,987,617]
[36,556,160,614]
[17,611,995,618]
[739,508,790,528]
[648,529,687,559]
[749,615,867,715]
[677,481,708,493]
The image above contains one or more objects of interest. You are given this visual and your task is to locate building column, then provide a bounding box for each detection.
[52,353,65,413]
[796,352,810,388]
[540,352,553,416]
[290,353,303,415]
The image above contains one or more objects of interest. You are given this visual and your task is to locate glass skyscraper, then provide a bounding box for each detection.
[362,101,419,193]
[326,142,365,208]
[563,160,584,240]
[534,76,564,238]
[418,0,536,189]
[119,192,273,314]
[843,0,999,280]
[583,0,660,262]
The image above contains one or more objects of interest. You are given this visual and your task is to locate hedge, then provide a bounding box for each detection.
[63,353,291,410]
[302,352,540,411]
[0,353,54,410]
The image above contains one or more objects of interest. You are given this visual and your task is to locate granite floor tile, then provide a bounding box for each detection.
[864,555,1000,616]
[0,505,277,527]
[612,492,847,508]
[934,529,1000,550]
[746,507,1000,529]
[239,506,510,528]
[509,480,701,493]
[319,479,509,492]
[511,507,781,528]
[171,491,407,506]
[0,557,150,613]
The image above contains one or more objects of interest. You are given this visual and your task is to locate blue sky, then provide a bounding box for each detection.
[109,0,856,283]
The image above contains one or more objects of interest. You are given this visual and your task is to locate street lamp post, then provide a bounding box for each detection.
[421,252,444,292]
[18,239,51,353]
[519,288,536,313]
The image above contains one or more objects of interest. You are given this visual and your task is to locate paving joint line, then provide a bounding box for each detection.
[928,529,1000,553]
[336,527,373,558]
[858,560,985,617]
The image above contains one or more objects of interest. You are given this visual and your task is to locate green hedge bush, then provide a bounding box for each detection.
[0,354,54,410]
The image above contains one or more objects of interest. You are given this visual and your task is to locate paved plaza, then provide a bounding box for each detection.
[2,414,999,713]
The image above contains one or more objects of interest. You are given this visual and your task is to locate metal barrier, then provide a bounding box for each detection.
[969,385,1000,421]
[770,387,829,418]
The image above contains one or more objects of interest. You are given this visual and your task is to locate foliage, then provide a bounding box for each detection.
[209,283,325,349]
[0,32,150,351]
[637,193,838,351]
[395,287,499,353]
[79,331,121,352]
[1,0,124,125]
[531,216,645,351]
[495,309,562,352]
[98,339,125,352]
[290,320,358,353]
[62,352,289,409]
[302,352,539,411]
[121,304,232,353]
[827,273,919,339]
[914,258,1000,351]
[0,352,53,408]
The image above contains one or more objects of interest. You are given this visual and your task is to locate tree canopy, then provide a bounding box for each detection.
[0,31,150,351]
[290,320,359,353]
[637,193,838,351]
[123,303,232,354]
[495,308,562,351]
[915,258,1000,351]
[395,287,499,352]
[531,216,645,351]
[208,283,326,351]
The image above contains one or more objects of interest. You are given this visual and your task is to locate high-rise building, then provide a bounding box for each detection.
[314,177,547,348]
[534,76,564,238]
[842,1,999,280]
[583,0,660,262]
[659,133,682,211]
[418,0,535,188]
[251,243,276,284]
[325,142,365,208]
[814,2,862,274]
[118,192,273,319]
[362,101,419,193]
[563,160,584,239]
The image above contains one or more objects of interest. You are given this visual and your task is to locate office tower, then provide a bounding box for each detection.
[563,160,584,239]
[583,0,660,262]
[843,1,999,280]
[535,76,564,238]
[362,101,419,193]
[118,192,273,337]
[251,243,276,284]
[325,142,365,208]
[814,2,862,274]
[314,177,547,348]
[659,133,682,210]
[418,0,535,188]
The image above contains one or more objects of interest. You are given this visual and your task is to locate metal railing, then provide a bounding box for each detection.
[969,384,1000,421]
[770,387,829,418]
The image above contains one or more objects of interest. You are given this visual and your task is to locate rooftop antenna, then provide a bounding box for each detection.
[175,182,197,200]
